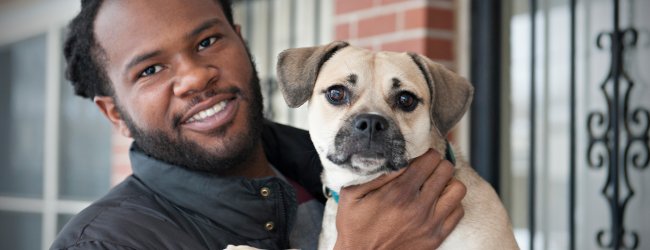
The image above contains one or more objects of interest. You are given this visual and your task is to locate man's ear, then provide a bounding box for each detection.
[409,53,474,136]
[94,96,132,138]
[276,41,349,108]
[234,24,243,40]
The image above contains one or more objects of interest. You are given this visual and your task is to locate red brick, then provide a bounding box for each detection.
[336,23,351,40]
[427,7,454,30]
[380,0,411,5]
[358,13,398,38]
[425,38,453,60]
[380,38,453,61]
[404,7,454,30]
[380,39,427,55]
[113,163,132,173]
[335,0,374,14]
[112,144,131,154]
[111,163,132,187]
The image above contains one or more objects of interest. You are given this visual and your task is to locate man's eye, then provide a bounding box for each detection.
[325,85,349,105]
[198,37,217,51]
[396,91,419,112]
[139,65,163,77]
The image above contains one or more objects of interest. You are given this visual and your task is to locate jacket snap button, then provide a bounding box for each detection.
[260,187,271,197]
[265,221,275,231]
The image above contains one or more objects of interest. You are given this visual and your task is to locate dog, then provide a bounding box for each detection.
[275,41,519,249]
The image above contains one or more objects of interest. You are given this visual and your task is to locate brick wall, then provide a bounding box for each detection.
[334,0,456,68]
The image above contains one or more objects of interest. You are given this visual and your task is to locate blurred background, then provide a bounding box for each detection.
[0,0,648,249]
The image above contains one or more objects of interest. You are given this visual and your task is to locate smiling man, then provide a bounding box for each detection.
[51,0,466,249]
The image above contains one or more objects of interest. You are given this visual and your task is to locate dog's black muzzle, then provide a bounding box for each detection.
[327,113,408,173]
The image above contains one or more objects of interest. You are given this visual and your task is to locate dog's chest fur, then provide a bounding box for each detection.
[318,153,519,250]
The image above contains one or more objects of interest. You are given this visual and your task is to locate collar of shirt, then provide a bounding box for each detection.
[129,144,298,246]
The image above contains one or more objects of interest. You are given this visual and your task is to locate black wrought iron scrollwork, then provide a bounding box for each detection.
[586,1,648,249]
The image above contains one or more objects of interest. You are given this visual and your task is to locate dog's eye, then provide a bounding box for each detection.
[396,91,419,112]
[325,85,349,105]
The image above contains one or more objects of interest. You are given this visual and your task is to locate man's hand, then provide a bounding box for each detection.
[334,149,466,249]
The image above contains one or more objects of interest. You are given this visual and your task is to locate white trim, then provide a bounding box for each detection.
[455,0,471,157]
[42,27,62,250]
[0,197,92,215]
[0,0,80,45]
[318,0,334,44]
[56,200,93,215]
[0,197,44,213]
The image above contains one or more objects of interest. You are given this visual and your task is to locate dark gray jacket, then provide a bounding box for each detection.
[51,121,325,250]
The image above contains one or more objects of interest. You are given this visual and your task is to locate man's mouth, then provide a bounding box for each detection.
[186,99,230,123]
[179,93,240,133]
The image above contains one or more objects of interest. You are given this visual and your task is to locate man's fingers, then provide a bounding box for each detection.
[437,204,465,239]
[385,149,443,193]
[429,178,467,223]
[419,159,455,203]
[340,168,407,201]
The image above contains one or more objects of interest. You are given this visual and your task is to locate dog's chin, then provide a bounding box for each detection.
[350,155,386,172]
[322,152,409,191]
[327,152,405,175]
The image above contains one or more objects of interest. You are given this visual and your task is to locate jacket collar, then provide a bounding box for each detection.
[129,143,297,244]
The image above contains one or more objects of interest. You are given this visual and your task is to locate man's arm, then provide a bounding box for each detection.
[334,149,466,249]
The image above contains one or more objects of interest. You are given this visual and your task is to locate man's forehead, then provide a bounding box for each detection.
[96,0,225,37]
[93,0,227,72]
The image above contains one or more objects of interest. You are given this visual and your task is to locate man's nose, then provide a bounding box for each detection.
[173,57,219,97]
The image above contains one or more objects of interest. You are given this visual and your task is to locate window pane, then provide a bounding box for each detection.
[0,34,46,198]
[58,30,112,200]
[0,211,42,250]
[57,213,75,233]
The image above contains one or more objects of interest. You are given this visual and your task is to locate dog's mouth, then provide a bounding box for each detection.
[326,147,407,175]
[325,113,410,175]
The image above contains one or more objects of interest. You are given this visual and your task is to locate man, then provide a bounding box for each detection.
[52,0,467,249]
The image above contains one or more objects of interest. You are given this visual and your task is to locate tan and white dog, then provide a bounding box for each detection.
[275,41,519,250]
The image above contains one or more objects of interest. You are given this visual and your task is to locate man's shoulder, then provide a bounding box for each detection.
[51,177,202,250]
[262,120,326,203]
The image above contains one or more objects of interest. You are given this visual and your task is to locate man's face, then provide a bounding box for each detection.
[93,0,264,173]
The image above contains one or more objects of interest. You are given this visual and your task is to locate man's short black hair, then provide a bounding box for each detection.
[63,0,235,100]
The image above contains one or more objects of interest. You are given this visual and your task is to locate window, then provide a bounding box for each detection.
[0,34,47,250]
[0,2,113,248]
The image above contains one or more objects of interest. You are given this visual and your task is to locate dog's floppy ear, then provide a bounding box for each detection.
[409,53,474,135]
[276,41,349,108]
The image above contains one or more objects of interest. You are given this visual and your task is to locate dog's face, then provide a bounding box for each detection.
[306,47,434,175]
[277,41,473,188]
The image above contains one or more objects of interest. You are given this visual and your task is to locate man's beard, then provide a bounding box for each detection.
[119,64,265,175]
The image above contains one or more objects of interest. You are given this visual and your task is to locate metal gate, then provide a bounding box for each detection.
[474,0,650,249]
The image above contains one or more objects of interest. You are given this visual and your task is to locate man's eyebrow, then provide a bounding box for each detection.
[125,50,162,72]
[188,18,220,39]
[124,19,221,73]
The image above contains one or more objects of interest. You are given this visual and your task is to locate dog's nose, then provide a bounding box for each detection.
[353,114,389,136]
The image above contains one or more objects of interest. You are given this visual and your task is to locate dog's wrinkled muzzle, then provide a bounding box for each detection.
[327,113,408,173]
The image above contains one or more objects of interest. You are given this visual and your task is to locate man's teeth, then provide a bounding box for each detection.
[188,100,228,122]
